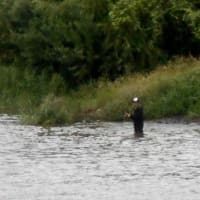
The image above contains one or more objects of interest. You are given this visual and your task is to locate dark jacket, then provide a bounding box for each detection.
[130,105,144,136]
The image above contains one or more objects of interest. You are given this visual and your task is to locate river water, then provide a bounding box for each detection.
[0,114,200,200]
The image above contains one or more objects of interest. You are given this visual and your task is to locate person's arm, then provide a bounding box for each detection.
[124,112,131,118]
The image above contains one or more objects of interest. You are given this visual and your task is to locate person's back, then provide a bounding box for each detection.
[131,102,144,137]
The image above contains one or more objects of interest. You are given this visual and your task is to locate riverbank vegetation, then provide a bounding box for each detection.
[0,0,200,125]
[0,57,199,125]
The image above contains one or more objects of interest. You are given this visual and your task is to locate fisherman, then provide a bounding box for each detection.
[125,97,144,137]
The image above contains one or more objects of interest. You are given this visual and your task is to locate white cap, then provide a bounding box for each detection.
[132,97,139,102]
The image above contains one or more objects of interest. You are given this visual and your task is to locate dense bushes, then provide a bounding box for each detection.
[0,57,199,125]
[0,65,65,114]
[0,0,200,86]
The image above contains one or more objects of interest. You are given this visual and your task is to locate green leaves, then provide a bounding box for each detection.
[160,0,200,56]
[0,0,200,87]
[108,0,163,71]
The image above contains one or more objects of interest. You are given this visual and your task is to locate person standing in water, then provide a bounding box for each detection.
[125,97,144,137]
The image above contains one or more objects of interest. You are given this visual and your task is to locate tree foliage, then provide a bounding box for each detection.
[0,0,200,86]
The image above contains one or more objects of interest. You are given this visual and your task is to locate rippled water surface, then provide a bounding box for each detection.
[0,115,200,200]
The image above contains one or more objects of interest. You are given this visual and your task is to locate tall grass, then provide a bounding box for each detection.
[63,57,200,123]
[0,66,66,118]
[0,57,200,125]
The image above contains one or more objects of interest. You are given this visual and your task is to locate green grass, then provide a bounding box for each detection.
[57,56,200,123]
[0,57,200,126]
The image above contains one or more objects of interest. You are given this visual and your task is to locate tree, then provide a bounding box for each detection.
[160,0,200,56]
[108,0,163,72]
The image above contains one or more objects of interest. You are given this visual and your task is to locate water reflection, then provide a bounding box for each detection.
[0,114,200,200]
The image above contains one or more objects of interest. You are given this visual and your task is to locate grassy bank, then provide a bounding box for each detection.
[0,57,200,126]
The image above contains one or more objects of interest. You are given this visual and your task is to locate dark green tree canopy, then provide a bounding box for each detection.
[0,0,200,86]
